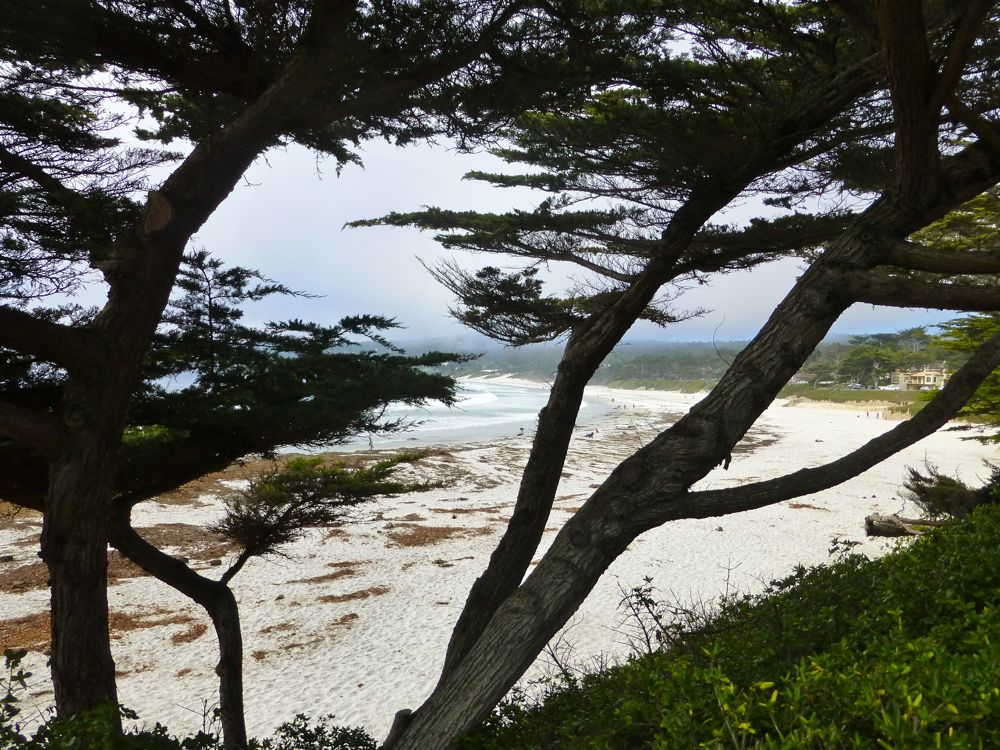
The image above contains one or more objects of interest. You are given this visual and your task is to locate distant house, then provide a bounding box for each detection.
[891,366,950,391]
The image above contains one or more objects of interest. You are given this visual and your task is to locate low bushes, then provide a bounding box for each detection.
[777,385,919,405]
[467,504,1000,748]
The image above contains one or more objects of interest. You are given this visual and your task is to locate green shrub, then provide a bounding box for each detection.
[466,505,1000,748]
[1,705,219,750]
[777,385,919,405]
[252,715,376,750]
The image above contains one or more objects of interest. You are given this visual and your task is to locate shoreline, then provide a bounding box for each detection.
[0,386,997,741]
[463,372,923,413]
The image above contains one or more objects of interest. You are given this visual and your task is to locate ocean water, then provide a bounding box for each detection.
[328,378,610,450]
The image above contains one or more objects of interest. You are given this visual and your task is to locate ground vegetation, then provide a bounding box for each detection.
[464,504,1000,748]
[361,3,1000,747]
[4,2,1000,749]
[0,0,652,746]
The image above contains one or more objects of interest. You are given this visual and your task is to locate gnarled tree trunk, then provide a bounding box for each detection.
[111,510,248,749]
[41,436,120,720]
[385,137,1000,750]
[40,360,140,721]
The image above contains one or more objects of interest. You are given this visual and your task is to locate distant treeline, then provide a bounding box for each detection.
[430,339,748,385]
[420,327,961,391]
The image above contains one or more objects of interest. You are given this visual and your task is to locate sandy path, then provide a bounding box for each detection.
[0,385,996,740]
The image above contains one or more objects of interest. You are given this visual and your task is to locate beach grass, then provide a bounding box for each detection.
[778,384,921,405]
[466,504,1000,749]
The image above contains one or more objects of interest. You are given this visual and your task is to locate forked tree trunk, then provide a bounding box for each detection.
[385,254,854,750]
[387,176,1000,748]
[439,207,725,676]
[111,512,248,749]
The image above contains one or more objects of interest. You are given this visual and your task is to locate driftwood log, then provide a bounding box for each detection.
[865,513,951,537]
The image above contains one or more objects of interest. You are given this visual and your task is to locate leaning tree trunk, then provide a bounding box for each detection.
[110,512,248,749]
[391,322,1000,748]
[439,202,727,675]
[387,169,1000,747]
[385,244,856,750]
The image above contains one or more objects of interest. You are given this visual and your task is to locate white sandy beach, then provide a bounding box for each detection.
[1,381,997,741]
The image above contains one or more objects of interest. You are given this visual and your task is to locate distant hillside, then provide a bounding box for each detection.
[406,326,959,393]
[423,340,752,384]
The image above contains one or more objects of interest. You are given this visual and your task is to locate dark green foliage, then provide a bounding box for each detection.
[466,505,1000,749]
[935,314,1000,438]
[1,651,217,747]
[1,705,218,750]
[252,715,375,750]
[356,1,894,344]
[1,1,663,166]
[0,649,30,747]
[0,704,373,750]
[904,463,1000,519]
[0,58,170,302]
[135,251,463,452]
[432,264,578,345]
[0,250,464,506]
[795,329,951,389]
[916,189,1000,438]
[0,649,374,749]
[147,249,312,388]
[910,189,1000,256]
[212,454,436,581]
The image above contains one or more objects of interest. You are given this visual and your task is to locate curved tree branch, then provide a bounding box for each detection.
[947,97,1000,152]
[157,0,359,240]
[929,0,994,112]
[300,1,530,130]
[109,510,247,749]
[886,240,1000,274]
[679,328,1000,517]
[0,398,64,453]
[0,145,83,205]
[843,270,1000,311]
[0,305,104,372]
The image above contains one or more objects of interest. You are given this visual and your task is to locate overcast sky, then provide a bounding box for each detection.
[191,139,961,346]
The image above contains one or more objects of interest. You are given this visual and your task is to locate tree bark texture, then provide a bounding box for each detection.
[388,139,1000,748]
[387,222,858,750]
[435,49,890,676]
[111,511,248,749]
[439,199,737,675]
[41,432,120,721]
